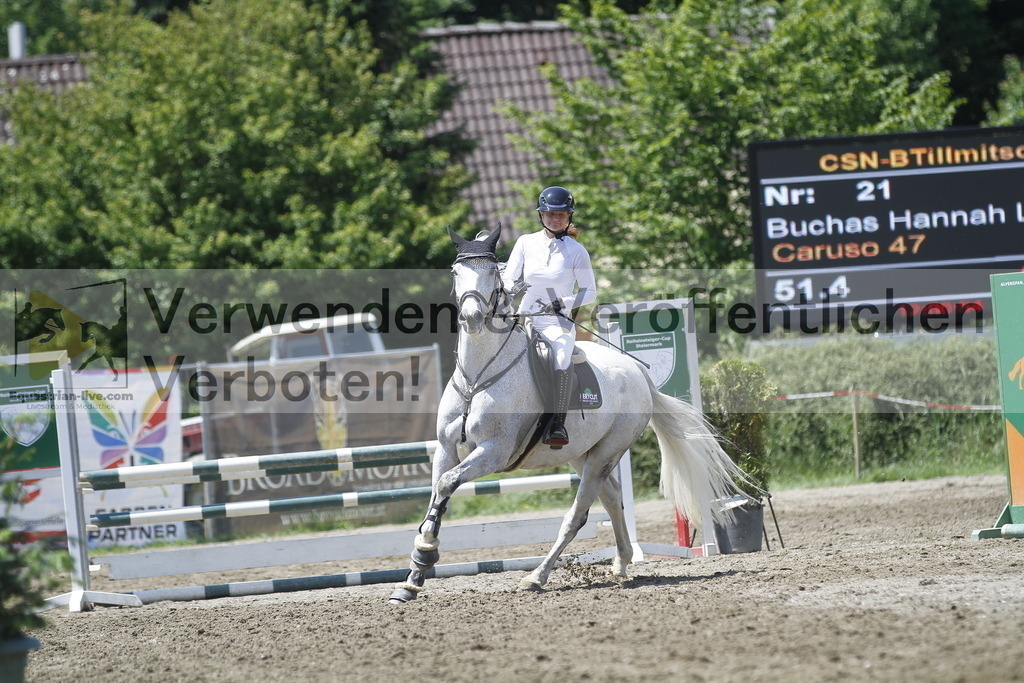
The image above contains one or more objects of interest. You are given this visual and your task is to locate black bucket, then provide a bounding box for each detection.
[713,496,764,554]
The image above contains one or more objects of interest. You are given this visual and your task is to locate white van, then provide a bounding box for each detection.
[183,312,389,459]
[226,312,385,363]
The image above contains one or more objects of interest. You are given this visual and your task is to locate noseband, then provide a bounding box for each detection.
[453,254,508,320]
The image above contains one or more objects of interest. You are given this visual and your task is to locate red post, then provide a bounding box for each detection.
[675,510,691,547]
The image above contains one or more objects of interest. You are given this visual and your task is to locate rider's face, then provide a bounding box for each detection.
[540,211,571,232]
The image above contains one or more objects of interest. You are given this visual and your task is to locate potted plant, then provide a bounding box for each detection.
[701,359,776,553]
[1,448,68,682]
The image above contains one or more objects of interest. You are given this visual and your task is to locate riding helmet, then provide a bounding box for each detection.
[537,186,575,213]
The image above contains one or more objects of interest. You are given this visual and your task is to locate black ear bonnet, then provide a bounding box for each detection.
[448,223,502,261]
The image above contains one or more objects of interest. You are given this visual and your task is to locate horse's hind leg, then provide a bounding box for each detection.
[519,462,608,591]
[597,471,633,578]
[105,355,119,381]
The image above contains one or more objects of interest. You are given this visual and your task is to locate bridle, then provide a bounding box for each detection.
[450,253,528,443]
[452,253,512,322]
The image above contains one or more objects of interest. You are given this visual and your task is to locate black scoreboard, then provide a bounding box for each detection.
[748,126,1024,330]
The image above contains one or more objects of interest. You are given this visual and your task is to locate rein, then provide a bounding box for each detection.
[452,323,528,443]
[451,255,528,443]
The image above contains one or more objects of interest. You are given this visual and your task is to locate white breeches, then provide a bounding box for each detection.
[534,315,575,370]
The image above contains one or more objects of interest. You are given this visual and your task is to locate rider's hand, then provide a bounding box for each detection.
[540,299,564,315]
[509,281,529,298]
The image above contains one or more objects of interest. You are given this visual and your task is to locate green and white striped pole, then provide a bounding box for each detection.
[79,440,438,491]
[88,473,580,529]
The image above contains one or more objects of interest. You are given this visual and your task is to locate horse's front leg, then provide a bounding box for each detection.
[389,440,458,605]
[388,438,508,604]
[386,491,450,605]
[78,351,101,370]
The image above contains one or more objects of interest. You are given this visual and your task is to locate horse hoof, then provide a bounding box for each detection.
[388,588,419,604]
[518,577,543,591]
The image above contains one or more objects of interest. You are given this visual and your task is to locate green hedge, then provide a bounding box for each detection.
[630,333,1006,495]
[746,333,1005,484]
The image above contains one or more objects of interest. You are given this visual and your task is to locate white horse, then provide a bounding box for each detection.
[389,225,742,603]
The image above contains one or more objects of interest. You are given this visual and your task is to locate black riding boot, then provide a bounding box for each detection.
[543,368,571,449]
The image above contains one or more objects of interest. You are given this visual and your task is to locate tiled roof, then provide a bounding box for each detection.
[0,23,607,229]
[426,22,609,228]
[0,55,87,144]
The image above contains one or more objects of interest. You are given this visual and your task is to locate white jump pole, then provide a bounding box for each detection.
[47,364,142,612]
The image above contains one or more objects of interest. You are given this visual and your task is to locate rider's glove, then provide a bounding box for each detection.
[509,281,529,299]
[540,299,564,315]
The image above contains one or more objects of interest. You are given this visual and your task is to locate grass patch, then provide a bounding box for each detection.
[770,458,1004,491]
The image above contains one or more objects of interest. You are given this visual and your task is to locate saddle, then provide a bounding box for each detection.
[502,327,603,471]
[526,332,603,411]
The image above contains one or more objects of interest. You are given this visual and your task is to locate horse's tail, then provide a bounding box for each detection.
[645,372,744,527]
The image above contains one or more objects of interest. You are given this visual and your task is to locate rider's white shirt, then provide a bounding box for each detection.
[502,230,597,315]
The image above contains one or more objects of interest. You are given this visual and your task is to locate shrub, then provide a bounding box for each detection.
[700,359,776,498]
[0,448,69,640]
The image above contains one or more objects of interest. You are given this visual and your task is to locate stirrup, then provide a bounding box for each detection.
[543,418,569,448]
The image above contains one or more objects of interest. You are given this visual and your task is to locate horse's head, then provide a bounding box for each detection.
[448,223,504,336]
[79,321,93,343]
[50,308,66,332]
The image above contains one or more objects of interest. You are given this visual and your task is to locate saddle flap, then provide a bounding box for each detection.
[572,362,602,410]
[526,333,602,410]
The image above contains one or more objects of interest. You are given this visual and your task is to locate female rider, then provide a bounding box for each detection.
[502,186,597,448]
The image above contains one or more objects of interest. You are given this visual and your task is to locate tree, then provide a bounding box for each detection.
[0,0,82,56]
[0,0,471,269]
[985,56,1024,126]
[506,0,959,269]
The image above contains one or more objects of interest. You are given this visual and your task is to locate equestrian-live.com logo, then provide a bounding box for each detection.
[13,277,128,387]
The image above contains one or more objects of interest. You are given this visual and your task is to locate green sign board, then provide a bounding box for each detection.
[973,273,1024,539]
[598,299,700,406]
[0,351,65,472]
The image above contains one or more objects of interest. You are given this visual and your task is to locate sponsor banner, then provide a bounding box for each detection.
[0,351,65,471]
[202,346,442,535]
[72,368,185,548]
[990,272,1024,516]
